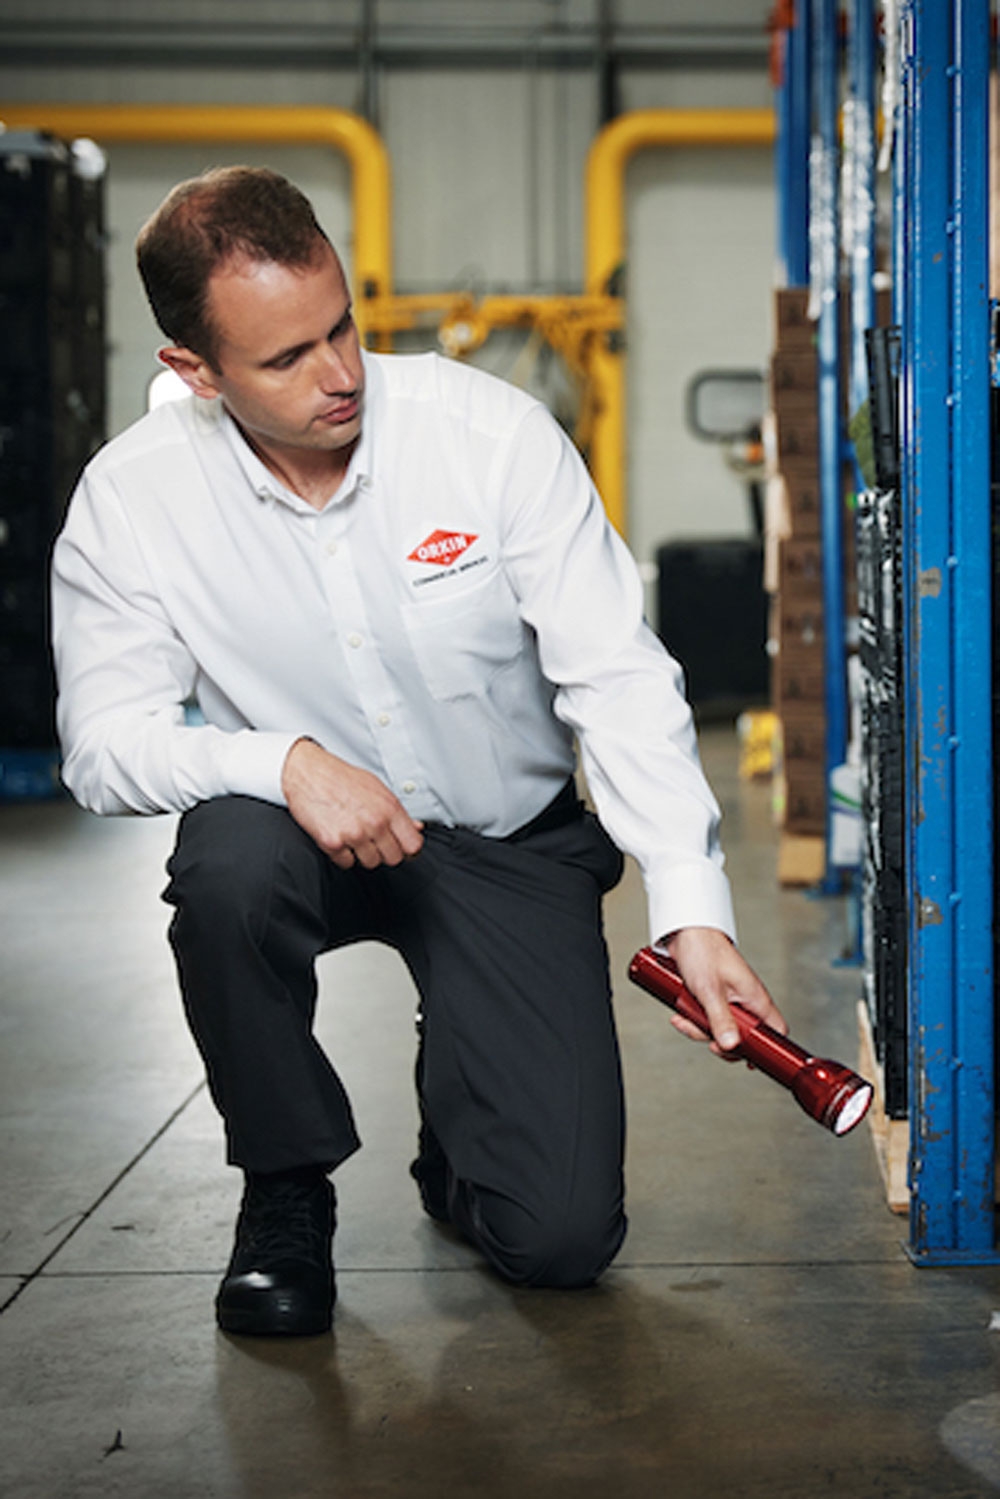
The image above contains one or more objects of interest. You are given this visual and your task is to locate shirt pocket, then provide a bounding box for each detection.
[400,566,526,701]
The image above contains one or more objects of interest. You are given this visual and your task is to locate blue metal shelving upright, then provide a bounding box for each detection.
[776,1,811,286]
[813,0,849,885]
[847,0,876,420]
[897,0,997,1263]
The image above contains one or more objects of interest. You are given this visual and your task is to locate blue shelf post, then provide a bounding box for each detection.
[813,0,849,886]
[848,0,876,420]
[898,0,997,1263]
[829,0,878,962]
[776,0,812,287]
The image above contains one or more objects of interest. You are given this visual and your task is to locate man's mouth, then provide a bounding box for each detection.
[316,396,360,424]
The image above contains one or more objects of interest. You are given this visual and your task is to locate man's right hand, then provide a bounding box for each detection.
[281,737,424,870]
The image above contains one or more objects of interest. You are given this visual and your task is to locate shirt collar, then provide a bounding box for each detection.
[219,362,376,513]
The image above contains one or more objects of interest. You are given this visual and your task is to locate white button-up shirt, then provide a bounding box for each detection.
[52,350,735,941]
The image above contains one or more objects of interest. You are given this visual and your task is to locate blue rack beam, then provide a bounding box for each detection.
[0,749,63,801]
[899,0,997,1263]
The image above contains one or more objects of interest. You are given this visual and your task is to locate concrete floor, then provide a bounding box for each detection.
[2,727,999,1498]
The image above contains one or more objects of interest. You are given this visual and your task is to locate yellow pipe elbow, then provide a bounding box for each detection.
[584,108,776,536]
[0,104,392,326]
[0,103,779,538]
[585,107,776,295]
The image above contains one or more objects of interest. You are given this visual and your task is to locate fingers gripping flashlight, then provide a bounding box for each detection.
[628,946,873,1137]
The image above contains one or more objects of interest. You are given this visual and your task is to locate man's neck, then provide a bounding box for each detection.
[237,422,359,511]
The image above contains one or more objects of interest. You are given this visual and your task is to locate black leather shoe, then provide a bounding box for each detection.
[216,1170,336,1337]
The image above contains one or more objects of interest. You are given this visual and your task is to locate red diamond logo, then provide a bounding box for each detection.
[407,529,478,566]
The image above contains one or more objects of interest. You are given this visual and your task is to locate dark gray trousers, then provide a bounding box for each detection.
[162,792,627,1288]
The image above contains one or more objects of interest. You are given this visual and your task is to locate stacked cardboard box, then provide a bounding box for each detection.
[768,288,827,841]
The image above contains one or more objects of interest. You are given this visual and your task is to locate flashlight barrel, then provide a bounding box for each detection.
[627,945,873,1136]
[726,1006,812,1088]
[628,946,807,1083]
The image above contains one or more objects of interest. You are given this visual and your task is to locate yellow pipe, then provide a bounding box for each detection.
[0,103,777,535]
[585,107,776,296]
[585,108,776,533]
[0,104,392,332]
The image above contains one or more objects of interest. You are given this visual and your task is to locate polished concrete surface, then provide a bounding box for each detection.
[2,729,999,1498]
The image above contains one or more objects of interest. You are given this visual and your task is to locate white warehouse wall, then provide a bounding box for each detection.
[0,2,777,574]
[627,144,774,569]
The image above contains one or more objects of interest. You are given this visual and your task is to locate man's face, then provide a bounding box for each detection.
[172,241,366,460]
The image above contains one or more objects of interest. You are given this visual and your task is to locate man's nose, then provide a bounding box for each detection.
[317,342,356,393]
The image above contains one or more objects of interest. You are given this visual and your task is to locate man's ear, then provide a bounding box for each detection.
[157,346,222,400]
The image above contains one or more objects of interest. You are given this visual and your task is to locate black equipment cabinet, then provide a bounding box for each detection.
[856,326,908,1117]
[655,537,769,714]
[0,132,106,758]
[660,368,770,715]
[856,485,908,1117]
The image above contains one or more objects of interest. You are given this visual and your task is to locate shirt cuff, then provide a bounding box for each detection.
[645,859,737,945]
[214,728,305,806]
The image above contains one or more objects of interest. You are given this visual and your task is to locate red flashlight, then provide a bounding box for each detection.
[628,945,873,1137]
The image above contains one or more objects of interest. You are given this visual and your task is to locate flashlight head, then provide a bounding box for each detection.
[791,1058,874,1136]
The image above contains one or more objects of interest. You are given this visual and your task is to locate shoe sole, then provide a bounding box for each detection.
[217,1308,333,1337]
[216,1294,334,1338]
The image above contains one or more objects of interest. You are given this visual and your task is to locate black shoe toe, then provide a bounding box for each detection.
[216,1263,335,1337]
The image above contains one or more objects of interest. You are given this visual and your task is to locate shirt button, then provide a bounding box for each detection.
[377,713,391,727]
[346,632,363,648]
[325,541,338,556]
[402,781,416,794]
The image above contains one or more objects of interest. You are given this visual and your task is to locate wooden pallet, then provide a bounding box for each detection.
[777,832,826,886]
[857,1000,909,1214]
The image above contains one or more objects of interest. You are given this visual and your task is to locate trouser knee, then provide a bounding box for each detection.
[459,1185,627,1289]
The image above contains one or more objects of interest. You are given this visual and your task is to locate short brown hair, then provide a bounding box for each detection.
[136,166,331,367]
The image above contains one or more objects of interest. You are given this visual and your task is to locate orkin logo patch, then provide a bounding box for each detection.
[407,529,478,566]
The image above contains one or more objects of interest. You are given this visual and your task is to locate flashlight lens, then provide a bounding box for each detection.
[832,1082,874,1136]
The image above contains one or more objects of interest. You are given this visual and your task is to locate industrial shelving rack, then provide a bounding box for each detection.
[775,0,998,1264]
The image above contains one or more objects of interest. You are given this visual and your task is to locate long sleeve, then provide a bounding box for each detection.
[494,404,736,942]
[51,467,299,815]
